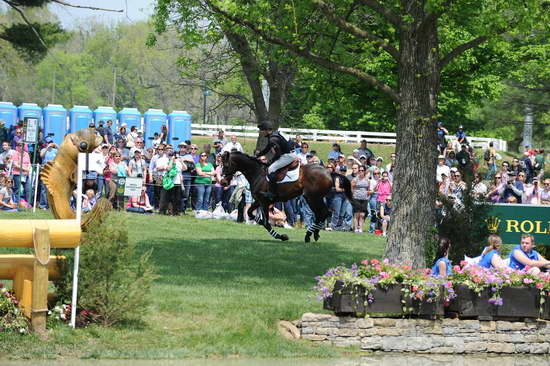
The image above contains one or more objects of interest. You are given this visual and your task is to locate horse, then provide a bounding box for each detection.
[221,151,352,243]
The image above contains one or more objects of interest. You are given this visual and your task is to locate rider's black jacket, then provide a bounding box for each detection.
[256,131,290,162]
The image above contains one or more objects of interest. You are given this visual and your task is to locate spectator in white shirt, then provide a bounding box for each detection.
[0,141,14,165]
[436,155,450,183]
[222,135,244,153]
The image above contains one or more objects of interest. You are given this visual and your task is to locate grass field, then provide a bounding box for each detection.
[0,211,385,360]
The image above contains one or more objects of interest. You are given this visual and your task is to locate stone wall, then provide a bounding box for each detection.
[299,313,550,354]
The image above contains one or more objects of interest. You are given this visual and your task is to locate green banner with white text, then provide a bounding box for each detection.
[487,204,550,245]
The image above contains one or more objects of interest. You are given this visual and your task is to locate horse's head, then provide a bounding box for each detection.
[220,151,235,187]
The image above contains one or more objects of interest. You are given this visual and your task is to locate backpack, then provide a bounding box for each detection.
[483,149,491,162]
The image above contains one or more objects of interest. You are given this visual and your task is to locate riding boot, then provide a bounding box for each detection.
[260,172,278,201]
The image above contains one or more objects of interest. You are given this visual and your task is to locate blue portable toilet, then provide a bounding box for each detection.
[144,109,167,147]
[118,108,142,133]
[18,103,43,128]
[43,104,67,146]
[0,102,18,129]
[94,106,117,129]
[69,105,93,133]
[168,110,192,147]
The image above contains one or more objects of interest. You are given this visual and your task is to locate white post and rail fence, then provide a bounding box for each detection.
[191,124,508,151]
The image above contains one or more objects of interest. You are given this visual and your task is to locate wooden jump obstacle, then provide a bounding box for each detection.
[0,220,80,332]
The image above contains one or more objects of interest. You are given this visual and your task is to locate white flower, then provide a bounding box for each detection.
[0,288,6,294]
[60,313,66,320]
[19,328,26,334]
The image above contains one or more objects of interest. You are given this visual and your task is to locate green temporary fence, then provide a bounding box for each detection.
[487,204,550,245]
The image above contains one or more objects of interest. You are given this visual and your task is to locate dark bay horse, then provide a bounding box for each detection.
[221,151,352,242]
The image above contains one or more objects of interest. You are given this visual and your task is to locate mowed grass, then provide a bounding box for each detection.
[0,211,385,359]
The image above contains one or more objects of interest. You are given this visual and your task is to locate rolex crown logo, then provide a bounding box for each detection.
[486,216,501,233]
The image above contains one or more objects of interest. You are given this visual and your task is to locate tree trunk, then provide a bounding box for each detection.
[384,13,439,268]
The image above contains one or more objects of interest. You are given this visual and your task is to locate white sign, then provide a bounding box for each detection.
[24,117,39,143]
[124,177,143,197]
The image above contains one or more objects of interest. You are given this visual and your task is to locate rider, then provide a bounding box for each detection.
[255,120,296,201]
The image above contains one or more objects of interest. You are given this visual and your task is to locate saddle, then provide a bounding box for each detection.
[274,158,301,183]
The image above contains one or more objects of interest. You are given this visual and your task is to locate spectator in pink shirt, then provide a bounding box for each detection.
[11,142,31,205]
[376,171,392,205]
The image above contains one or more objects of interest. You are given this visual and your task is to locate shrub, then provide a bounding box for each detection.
[54,213,156,327]
[436,183,492,265]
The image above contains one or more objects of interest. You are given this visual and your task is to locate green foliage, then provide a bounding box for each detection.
[55,213,156,327]
[0,21,66,63]
[437,186,492,265]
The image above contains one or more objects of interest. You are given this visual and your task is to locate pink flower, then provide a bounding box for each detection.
[371,259,380,265]
[412,285,418,291]
[361,259,369,266]
[446,281,453,288]
[380,272,390,279]
[383,258,390,264]
[453,265,461,272]
[473,276,481,283]
[536,283,543,289]
[523,278,533,284]
[460,260,468,267]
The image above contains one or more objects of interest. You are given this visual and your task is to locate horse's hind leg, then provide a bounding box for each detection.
[259,204,289,241]
[304,196,330,242]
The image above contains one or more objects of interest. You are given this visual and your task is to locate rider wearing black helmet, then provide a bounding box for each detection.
[255,120,296,201]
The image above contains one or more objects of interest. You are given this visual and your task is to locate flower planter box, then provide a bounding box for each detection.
[324,281,443,317]
[541,295,550,320]
[448,284,540,319]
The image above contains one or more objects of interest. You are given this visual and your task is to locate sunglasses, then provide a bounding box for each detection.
[200,154,207,157]
[157,149,164,151]
[519,174,525,177]
[191,147,197,150]
[359,169,366,171]
[495,176,501,178]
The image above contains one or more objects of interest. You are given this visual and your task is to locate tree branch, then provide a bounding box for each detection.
[421,0,453,29]
[313,0,399,61]
[438,36,488,70]
[206,0,400,103]
[356,0,402,29]
[51,0,123,13]
[4,0,49,50]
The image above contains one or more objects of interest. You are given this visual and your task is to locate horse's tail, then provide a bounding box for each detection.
[330,172,353,201]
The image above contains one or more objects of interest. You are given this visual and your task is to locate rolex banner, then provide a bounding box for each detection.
[487,204,550,245]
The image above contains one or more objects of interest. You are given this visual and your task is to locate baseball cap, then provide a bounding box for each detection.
[131,148,142,155]
[438,155,445,159]
[359,155,367,159]
[450,167,458,172]
[377,156,383,161]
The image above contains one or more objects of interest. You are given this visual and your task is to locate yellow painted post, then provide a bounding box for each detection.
[12,265,33,308]
[21,279,33,318]
[31,222,50,333]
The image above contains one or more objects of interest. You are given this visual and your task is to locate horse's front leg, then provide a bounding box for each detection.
[248,201,260,222]
[259,204,289,241]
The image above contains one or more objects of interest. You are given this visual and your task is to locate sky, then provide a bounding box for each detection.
[49,0,154,28]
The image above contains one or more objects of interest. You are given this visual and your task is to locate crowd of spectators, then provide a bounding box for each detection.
[0,119,547,237]
[435,125,548,207]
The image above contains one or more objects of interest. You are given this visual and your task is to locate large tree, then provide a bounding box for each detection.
[197,0,547,267]
[151,0,303,130]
